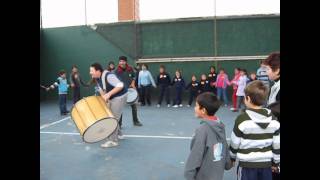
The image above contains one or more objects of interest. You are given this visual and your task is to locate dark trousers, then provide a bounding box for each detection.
[119,104,139,127]
[237,96,244,109]
[173,88,183,105]
[137,87,142,103]
[72,87,81,104]
[140,85,151,105]
[158,85,170,105]
[237,166,272,180]
[188,90,198,105]
[272,172,280,180]
[59,94,67,114]
[210,86,217,95]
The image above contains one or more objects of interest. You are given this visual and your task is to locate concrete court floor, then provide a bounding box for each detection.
[40,99,241,180]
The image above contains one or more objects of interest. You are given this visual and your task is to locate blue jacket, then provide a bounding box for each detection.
[55,77,69,94]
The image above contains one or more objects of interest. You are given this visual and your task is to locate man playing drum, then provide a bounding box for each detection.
[90,63,128,148]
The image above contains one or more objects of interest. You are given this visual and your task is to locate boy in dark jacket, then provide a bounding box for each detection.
[199,74,210,94]
[185,75,200,107]
[172,70,185,108]
[184,92,232,180]
[156,65,171,107]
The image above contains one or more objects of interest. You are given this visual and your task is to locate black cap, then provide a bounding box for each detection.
[119,56,127,62]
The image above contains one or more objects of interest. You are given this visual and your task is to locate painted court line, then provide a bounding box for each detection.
[40,116,71,130]
[40,131,231,141]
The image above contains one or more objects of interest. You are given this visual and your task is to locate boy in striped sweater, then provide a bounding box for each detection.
[230,80,280,180]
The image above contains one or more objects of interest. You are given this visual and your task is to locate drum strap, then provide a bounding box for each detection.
[101,70,109,92]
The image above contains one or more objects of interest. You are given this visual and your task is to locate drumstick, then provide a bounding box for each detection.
[40,85,48,89]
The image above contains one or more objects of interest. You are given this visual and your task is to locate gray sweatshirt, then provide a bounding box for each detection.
[184,120,232,180]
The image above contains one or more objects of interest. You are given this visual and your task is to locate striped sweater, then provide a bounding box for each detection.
[230,108,280,168]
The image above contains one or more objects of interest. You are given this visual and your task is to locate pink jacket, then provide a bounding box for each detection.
[216,73,231,88]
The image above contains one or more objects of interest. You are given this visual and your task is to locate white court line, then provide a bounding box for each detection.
[40,116,71,130]
[40,131,231,141]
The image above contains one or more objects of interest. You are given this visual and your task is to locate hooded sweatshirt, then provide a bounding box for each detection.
[230,108,280,168]
[184,118,232,180]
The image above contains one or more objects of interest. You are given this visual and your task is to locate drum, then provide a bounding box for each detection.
[126,88,138,105]
[71,96,118,143]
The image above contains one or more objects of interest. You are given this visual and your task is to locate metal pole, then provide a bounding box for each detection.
[84,0,87,25]
[214,0,218,68]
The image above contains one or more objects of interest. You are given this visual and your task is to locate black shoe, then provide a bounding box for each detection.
[134,121,143,126]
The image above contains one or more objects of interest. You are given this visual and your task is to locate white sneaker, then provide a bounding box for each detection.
[118,135,125,140]
[167,104,171,107]
[187,105,191,107]
[157,104,160,108]
[179,104,183,107]
[101,141,119,148]
[173,105,178,108]
[230,107,235,110]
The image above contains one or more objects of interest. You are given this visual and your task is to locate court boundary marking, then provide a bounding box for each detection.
[40,116,71,130]
[40,131,231,141]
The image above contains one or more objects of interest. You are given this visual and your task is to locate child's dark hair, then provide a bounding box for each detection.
[244,80,269,106]
[71,65,78,69]
[219,68,225,72]
[90,63,104,72]
[191,74,196,79]
[108,61,115,65]
[59,70,66,76]
[160,65,165,69]
[263,52,280,75]
[241,68,247,75]
[210,66,216,71]
[141,63,148,69]
[235,67,241,71]
[196,92,221,116]
[119,56,127,61]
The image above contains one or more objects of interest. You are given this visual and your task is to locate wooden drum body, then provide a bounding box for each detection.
[71,96,118,143]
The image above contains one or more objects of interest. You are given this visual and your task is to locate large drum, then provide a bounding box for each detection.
[71,96,118,143]
[126,88,138,105]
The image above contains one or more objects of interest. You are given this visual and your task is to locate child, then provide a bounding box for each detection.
[156,65,171,107]
[106,61,116,72]
[184,92,232,180]
[198,74,210,94]
[215,69,231,106]
[185,75,199,107]
[234,69,248,112]
[207,66,217,94]
[230,68,241,111]
[247,72,257,83]
[230,80,280,180]
[172,70,185,108]
[46,70,70,115]
[70,65,89,104]
[138,64,157,106]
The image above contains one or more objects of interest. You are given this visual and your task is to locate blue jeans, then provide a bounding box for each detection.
[217,87,228,105]
[59,94,67,114]
[237,166,272,180]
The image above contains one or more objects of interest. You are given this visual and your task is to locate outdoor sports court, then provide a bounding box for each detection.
[40,100,239,180]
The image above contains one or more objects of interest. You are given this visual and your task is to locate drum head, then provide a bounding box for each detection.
[126,88,138,104]
[83,117,118,143]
